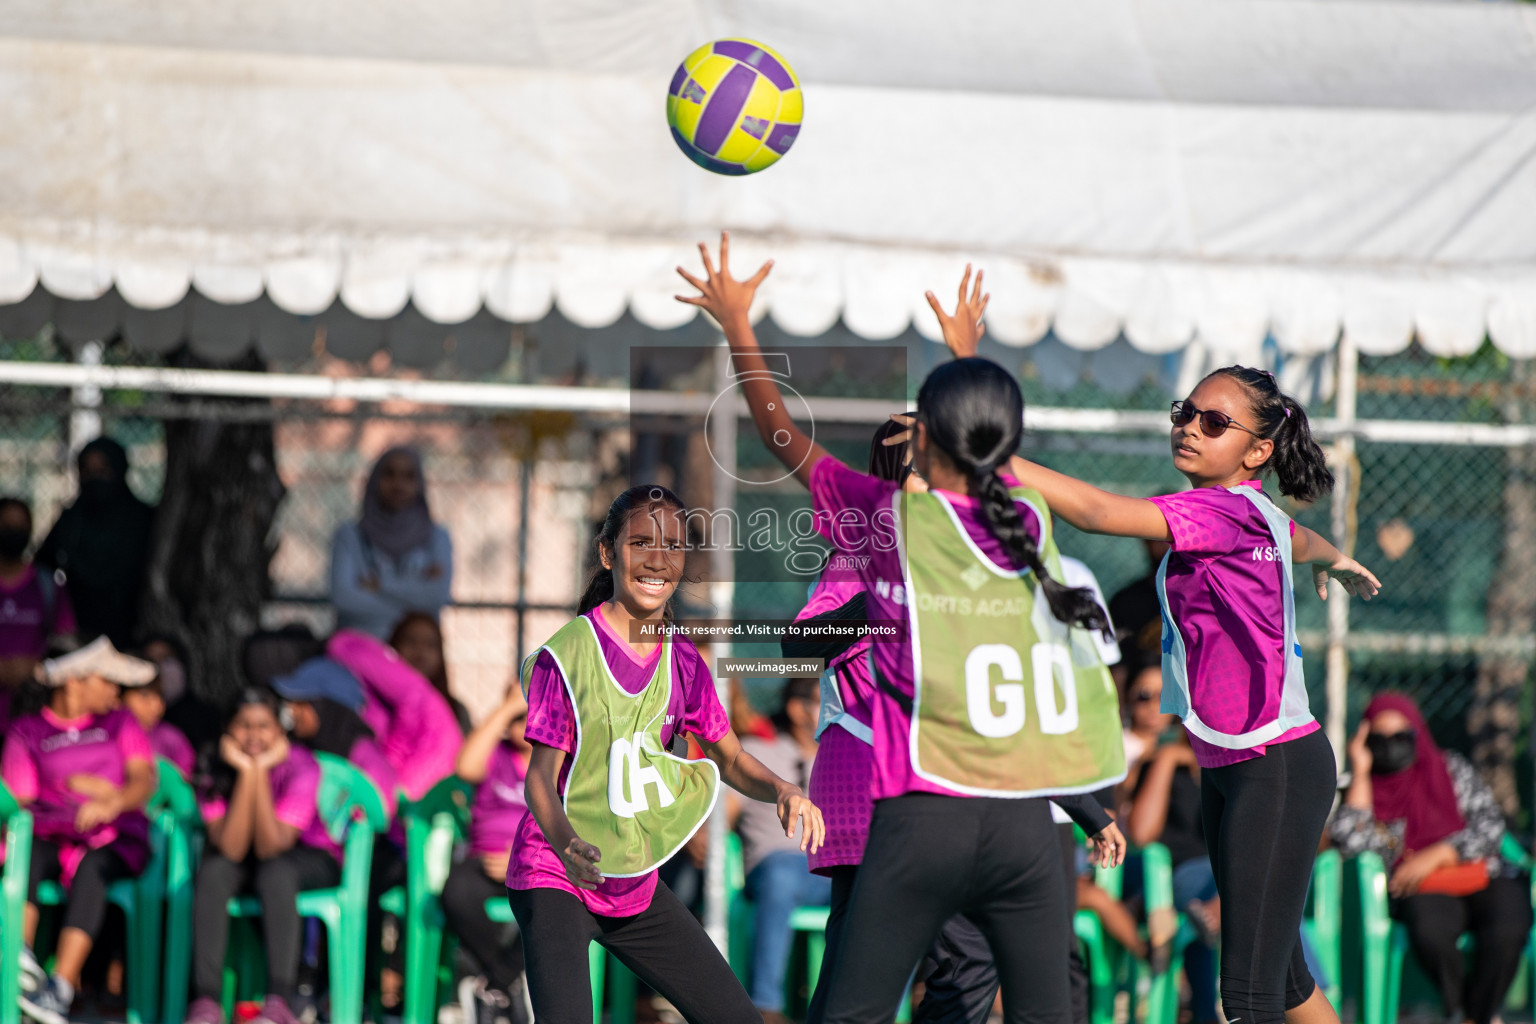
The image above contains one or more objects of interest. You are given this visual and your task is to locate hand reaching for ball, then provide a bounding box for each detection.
[676,232,773,328]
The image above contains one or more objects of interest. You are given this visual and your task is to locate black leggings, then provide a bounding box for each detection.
[819,795,1071,1024]
[1201,727,1335,1024]
[440,860,525,995]
[192,846,340,1002]
[507,883,757,1024]
[28,838,136,939]
[1392,876,1533,1024]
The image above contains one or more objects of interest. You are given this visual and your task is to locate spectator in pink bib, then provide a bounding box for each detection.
[0,497,78,735]
[2,637,159,1024]
[121,672,195,777]
[182,687,341,1024]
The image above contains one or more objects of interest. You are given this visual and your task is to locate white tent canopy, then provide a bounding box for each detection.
[3,0,1536,362]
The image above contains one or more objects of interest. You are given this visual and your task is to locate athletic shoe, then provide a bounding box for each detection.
[17,946,46,995]
[18,976,72,1024]
[184,995,226,1024]
[460,977,513,1024]
[251,995,300,1024]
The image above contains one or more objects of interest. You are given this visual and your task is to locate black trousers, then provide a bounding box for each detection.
[1393,876,1533,1024]
[192,846,340,1002]
[367,835,408,990]
[909,825,1091,1024]
[819,795,1071,1024]
[1201,727,1335,1024]
[27,837,136,939]
[440,860,525,994]
[507,883,757,1024]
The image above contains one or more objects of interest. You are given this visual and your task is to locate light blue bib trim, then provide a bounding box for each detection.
[1156,486,1313,749]
[804,579,875,746]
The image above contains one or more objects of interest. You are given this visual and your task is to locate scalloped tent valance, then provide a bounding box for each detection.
[2,0,1534,366]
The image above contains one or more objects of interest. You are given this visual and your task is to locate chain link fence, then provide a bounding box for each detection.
[1,328,1531,825]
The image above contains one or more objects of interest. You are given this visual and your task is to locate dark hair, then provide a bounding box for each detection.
[577,485,690,616]
[301,697,377,759]
[388,612,450,698]
[1203,366,1333,503]
[768,676,820,734]
[915,358,1109,635]
[868,414,917,484]
[0,496,32,529]
[196,686,283,804]
[241,625,325,689]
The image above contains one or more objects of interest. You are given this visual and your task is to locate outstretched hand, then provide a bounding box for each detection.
[676,231,773,328]
[925,264,988,358]
[1313,555,1381,601]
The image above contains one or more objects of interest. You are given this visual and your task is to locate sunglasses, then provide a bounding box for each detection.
[1170,401,1261,439]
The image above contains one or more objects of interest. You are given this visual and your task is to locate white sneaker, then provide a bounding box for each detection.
[17,946,46,995]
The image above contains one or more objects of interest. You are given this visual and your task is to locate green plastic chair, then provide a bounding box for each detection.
[153,757,201,1024]
[378,776,473,1024]
[484,896,607,1024]
[1359,836,1535,1024]
[1,783,35,1024]
[1071,840,1189,1024]
[1301,848,1343,1010]
[31,756,189,1024]
[724,833,909,1023]
[219,752,390,1024]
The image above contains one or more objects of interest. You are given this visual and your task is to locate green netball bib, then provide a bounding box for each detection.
[898,486,1126,797]
[521,617,720,878]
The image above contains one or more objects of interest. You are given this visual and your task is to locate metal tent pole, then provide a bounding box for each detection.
[703,341,737,953]
[1324,333,1359,762]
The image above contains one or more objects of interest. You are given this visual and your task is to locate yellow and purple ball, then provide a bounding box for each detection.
[666,39,803,176]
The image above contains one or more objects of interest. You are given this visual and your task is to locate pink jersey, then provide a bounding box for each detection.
[0,567,76,660]
[149,721,195,778]
[1148,482,1318,768]
[808,457,1044,801]
[0,707,153,883]
[470,742,529,857]
[200,744,333,858]
[509,607,729,916]
[328,630,460,802]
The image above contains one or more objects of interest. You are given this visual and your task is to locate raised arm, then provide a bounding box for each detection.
[1006,457,1172,541]
[677,233,832,490]
[458,685,525,784]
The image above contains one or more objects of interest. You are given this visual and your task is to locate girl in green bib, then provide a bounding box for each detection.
[677,237,1126,1024]
[508,484,825,1024]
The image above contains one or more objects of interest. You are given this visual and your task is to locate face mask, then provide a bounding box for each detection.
[0,528,29,560]
[79,478,119,507]
[279,704,296,733]
[157,659,187,704]
[1367,730,1417,775]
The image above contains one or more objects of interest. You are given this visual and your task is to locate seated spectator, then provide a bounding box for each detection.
[2,638,158,1024]
[1121,670,1218,1024]
[35,438,155,650]
[1330,693,1532,1024]
[270,658,397,817]
[730,677,830,1024]
[0,497,77,735]
[444,683,533,1024]
[389,612,472,735]
[328,629,460,803]
[140,634,221,756]
[330,447,452,639]
[182,688,341,1024]
[1118,655,1167,779]
[121,674,195,777]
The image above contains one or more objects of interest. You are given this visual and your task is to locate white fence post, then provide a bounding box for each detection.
[1325,332,1359,764]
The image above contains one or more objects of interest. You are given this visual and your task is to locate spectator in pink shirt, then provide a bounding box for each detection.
[0,497,78,735]
[182,688,341,1024]
[121,674,195,778]
[2,638,159,1024]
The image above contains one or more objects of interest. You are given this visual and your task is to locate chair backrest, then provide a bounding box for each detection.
[314,752,391,846]
[151,755,200,822]
[401,776,473,896]
[0,779,18,820]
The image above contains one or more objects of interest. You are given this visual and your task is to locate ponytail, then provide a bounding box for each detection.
[917,358,1109,635]
[577,484,690,618]
[1205,367,1333,503]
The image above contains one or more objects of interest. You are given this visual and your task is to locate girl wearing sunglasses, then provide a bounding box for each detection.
[927,286,1379,1024]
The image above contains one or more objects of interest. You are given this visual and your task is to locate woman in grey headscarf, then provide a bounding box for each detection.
[328,447,453,638]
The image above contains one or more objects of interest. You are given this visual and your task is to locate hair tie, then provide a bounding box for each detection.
[1284,407,1292,419]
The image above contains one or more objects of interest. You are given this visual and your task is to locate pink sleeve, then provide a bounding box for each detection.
[328,629,459,801]
[1147,490,1245,557]
[53,584,77,636]
[808,458,896,552]
[272,759,320,832]
[524,650,576,753]
[1,734,39,802]
[117,714,156,765]
[200,795,227,825]
[677,644,730,744]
